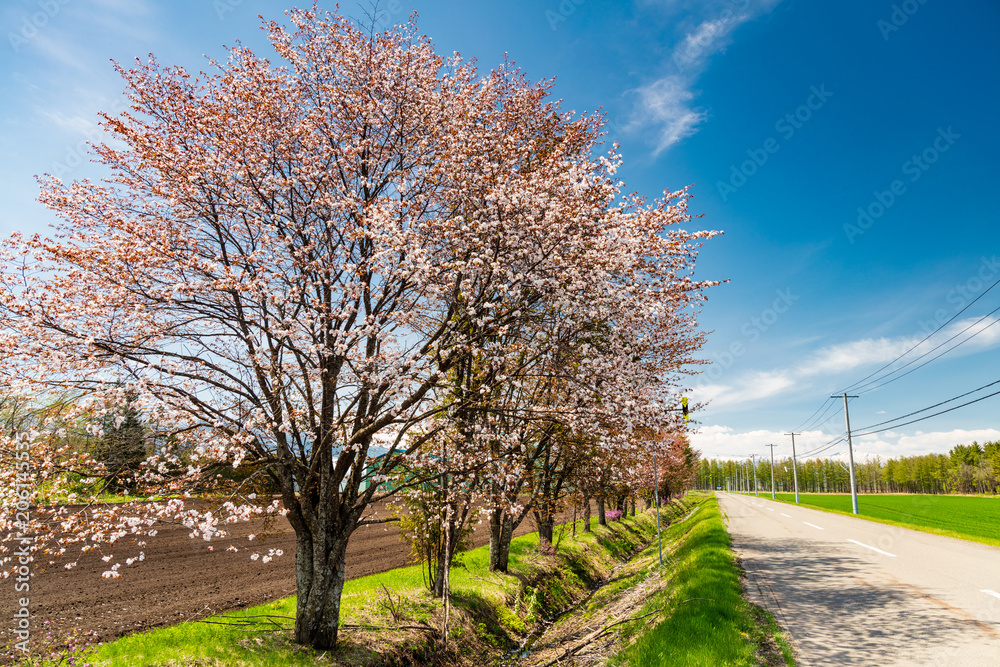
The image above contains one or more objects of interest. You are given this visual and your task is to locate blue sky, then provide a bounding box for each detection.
[2,0,999,464]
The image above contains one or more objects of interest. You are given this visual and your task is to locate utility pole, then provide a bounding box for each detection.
[785,432,801,504]
[750,454,759,496]
[833,393,860,515]
[766,444,777,499]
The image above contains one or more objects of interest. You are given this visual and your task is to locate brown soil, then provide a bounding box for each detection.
[0,500,545,654]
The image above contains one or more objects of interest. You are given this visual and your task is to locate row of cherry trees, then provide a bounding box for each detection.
[699,441,1000,495]
[0,8,714,651]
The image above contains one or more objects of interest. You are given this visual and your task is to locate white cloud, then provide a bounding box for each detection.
[691,370,794,409]
[692,425,840,459]
[625,76,704,155]
[802,336,914,377]
[697,316,1000,409]
[35,109,101,136]
[691,382,729,405]
[856,429,1000,459]
[625,0,782,153]
[800,316,1000,379]
[691,425,1000,461]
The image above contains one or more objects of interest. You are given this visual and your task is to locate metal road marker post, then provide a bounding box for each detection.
[653,448,663,566]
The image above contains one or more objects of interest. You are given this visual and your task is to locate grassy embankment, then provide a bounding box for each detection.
[609,493,795,667]
[24,493,794,666]
[46,506,666,666]
[769,492,1000,548]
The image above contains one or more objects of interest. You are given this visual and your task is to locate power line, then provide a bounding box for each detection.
[853,378,1000,433]
[797,398,840,432]
[793,397,835,432]
[796,434,845,459]
[838,275,1000,394]
[854,306,1000,394]
[805,401,846,432]
[853,387,1000,437]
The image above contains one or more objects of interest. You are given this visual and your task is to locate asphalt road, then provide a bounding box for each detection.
[718,492,1000,666]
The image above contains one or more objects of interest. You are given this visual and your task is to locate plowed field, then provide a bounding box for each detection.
[1,501,550,652]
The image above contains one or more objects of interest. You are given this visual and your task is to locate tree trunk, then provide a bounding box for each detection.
[488,511,514,572]
[597,495,606,526]
[583,494,592,533]
[535,508,554,545]
[433,510,465,597]
[293,534,350,649]
[432,540,447,597]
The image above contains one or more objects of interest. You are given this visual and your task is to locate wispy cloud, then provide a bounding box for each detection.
[799,316,1000,380]
[693,316,1000,409]
[692,370,794,408]
[625,76,703,154]
[626,0,782,154]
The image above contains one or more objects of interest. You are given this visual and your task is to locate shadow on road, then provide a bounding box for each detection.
[735,534,998,666]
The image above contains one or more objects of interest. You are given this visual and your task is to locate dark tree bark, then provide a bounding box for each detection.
[488,512,515,571]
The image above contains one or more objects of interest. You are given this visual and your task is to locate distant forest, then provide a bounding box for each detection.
[698,441,1000,495]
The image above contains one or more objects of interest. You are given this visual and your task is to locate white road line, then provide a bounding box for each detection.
[982,590,1000,600]
[780,513,792,518]
[847,539,897,558]
[766,508,775,512]
[803,522,824,530]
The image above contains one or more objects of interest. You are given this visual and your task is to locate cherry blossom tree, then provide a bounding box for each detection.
[1,7,717,651]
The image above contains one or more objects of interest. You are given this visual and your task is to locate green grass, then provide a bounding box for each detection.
[33,499,795,666]
[611,494,795,667]
[72,511,659,666]
[769,492,1000,548]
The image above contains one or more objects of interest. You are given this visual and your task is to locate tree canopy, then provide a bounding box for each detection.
[0,7,717,650]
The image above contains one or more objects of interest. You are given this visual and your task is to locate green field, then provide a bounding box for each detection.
[769,493,1000,547]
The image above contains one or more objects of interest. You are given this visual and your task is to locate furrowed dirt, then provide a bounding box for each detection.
[1,501,542,652]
